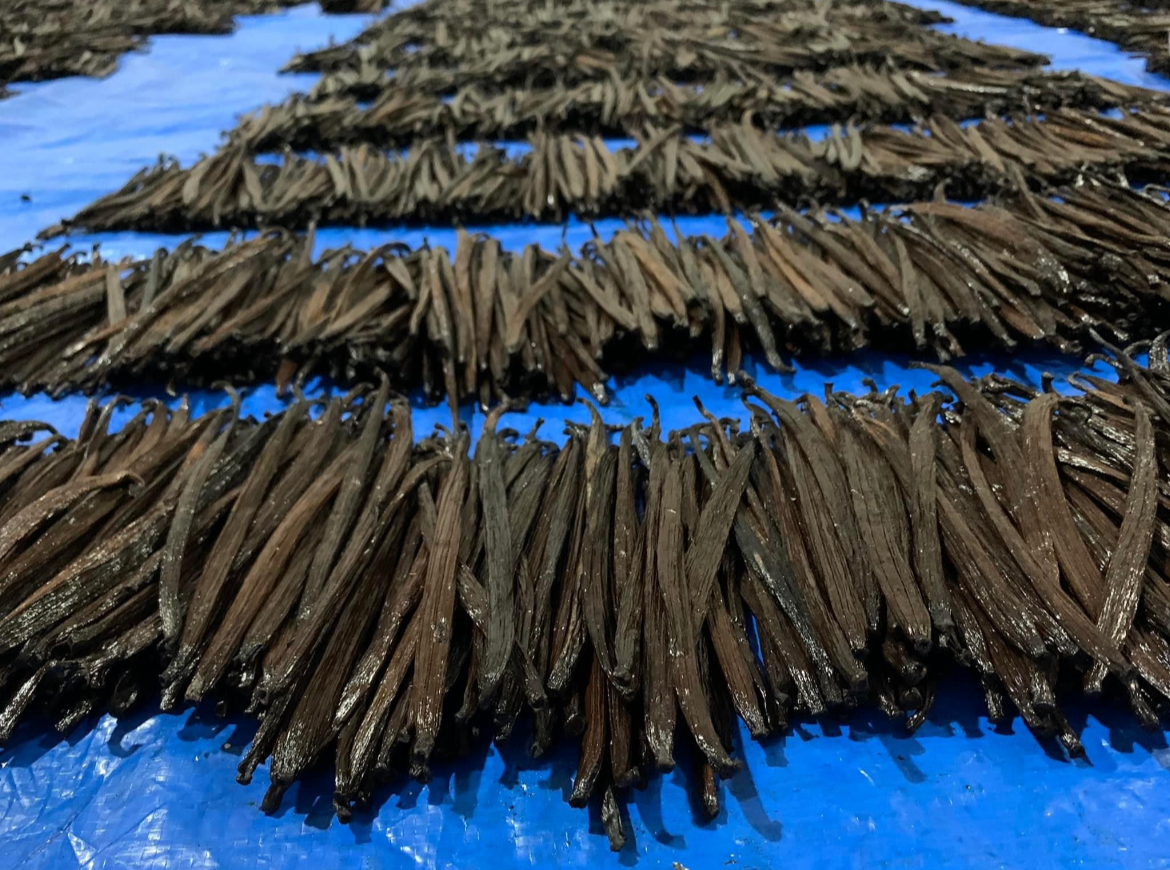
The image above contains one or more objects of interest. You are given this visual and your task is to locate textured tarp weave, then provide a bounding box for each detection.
[0,2,1168,868]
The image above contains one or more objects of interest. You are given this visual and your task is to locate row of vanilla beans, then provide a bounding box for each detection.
[1,346,1169,846]
[231,66,1152,153]
[44,105,1170,233]
[8,179,1170,404]
[285,0,1025,89]
[945,0,1170,76]
[295,0,947,62]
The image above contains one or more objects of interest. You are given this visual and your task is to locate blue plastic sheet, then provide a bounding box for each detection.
[3,679,1169,870]
[1,2,1170,867]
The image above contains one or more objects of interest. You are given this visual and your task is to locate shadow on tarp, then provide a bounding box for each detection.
[1,671,1166,867]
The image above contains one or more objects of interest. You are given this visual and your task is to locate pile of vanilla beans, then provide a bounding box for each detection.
[1,346,1169,847]
[10,178,1170,404]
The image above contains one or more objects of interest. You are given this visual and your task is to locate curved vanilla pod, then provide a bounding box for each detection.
[959,411,1127,670]
[489,428,555,735]
[905,393,953,629]
[545,425,593,695]
[0,433,63,494]
[0,469,143,567]
[578,434,619,682]
[475,403,516,702]
[1090,332,1170,424]
[655,453,738,776]
[1084,403,1159,694]
[344,607,421,799]
[159,390,240,643]
[637,434,675,769]
[1063,478,1170,700]
[0,420,56,449]
[685,434,755,630]
[610,424,643,698]
[527,436,581,686]
[926,364,1129,671]
[745,418,867,689]
[410,433,469,766]
[692,416,845,701]
[569,651,607,808]
[707,576,770,738]
[836,412,932,651]
[264,503,406,807]
[783,395,882,631]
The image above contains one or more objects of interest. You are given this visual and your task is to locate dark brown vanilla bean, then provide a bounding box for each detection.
[657,457,738,775]
[611,425,642,697]
[686,440,755,628]
[475,405,515,702]
[411,435,468,765]
[838,416,931,650]
[1084,404,1159,693]
[569,651,607,808]
[159,396,239,643]
[298,377,391,617]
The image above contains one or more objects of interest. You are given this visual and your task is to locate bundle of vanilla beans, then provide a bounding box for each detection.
[0,0,387,91]
[233,67,1152,152]
[46,105,1170,233]
[945,0,1170,76]
[11,178,1170,402]
[1,345,1169,847]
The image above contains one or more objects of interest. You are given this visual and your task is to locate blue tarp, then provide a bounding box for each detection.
[1,2,1169,867]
